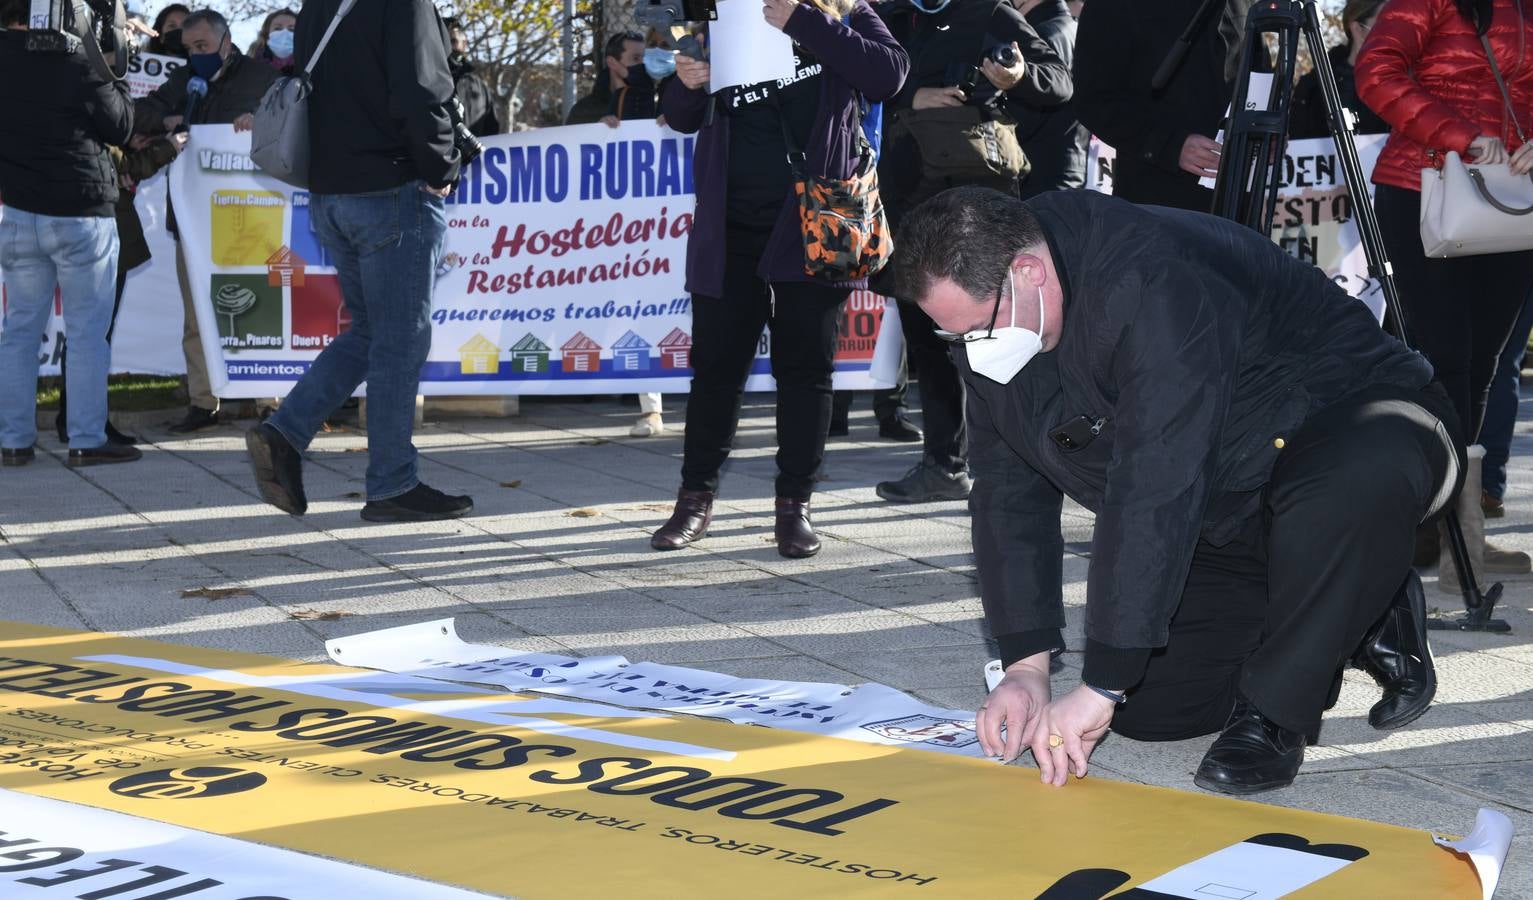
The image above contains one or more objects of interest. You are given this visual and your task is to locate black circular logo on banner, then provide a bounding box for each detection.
[108,767,267,799]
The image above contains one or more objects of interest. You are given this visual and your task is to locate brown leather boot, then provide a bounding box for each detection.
[775,497,821,559]
[651,489,714,550]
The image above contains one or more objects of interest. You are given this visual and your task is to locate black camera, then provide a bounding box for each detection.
[447,96,484,168]
[634,0,717,59]
[26,0,129,81]
[988,43,1018,67]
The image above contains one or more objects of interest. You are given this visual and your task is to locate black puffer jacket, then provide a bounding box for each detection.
[1013,0,1088,196]
[964,190,1437,685]
[0,31,134,218]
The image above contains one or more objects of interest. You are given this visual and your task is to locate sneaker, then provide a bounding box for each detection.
[1,448,35,467]
[361,483,473,522]
[67,444,143,467]
[245,424,307,515]
[167,406,219,434]
[1485,541,1532,574]
[630,412,665,437]
[875,459,973,503]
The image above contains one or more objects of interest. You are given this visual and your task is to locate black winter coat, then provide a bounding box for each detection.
[1074,0,1233,210]
[965,191,1435,684]
[0,31,134,218]
[1013,0,1088,197]
[295,0,460,193]
[1290,45,1389,140]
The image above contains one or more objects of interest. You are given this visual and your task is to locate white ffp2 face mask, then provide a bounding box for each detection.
[964,270,1045,385]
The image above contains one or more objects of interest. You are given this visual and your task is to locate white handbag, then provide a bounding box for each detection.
[1418,34,1533,258]
[249,0,358,188]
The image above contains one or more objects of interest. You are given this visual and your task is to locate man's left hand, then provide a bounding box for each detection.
[763,0,798,31]
[1029,685,1115,787]
[233,113,255,133]
[979,43,1026,92]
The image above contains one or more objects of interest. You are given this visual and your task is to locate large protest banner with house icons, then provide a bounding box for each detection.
[168,124,895,399]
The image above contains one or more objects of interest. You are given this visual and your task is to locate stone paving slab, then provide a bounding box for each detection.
[3,393,1532,897]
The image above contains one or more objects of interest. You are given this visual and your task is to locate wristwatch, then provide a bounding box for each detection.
[1084,683,1127,704]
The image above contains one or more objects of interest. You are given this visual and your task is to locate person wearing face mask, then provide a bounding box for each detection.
[249,8,298,75]
[896,186,1461,796]
[135,8,278,434]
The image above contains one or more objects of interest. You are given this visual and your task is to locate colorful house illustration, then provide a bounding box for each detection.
[266,246,307,288]
[561,332,602,373]
[509,333,551,373]
[659,328,692,370]
[457,334,500,375]
[611,330,652,372]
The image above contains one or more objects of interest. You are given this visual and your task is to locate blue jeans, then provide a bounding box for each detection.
[0,209,118,450]
[268,181,446,500]
[1481,293,1533,500]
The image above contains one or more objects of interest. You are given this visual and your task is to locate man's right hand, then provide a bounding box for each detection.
[1179,133,1222,178]
[162,115,184,134]
[977,652,1052,762]
[676,56,710,91]
[913,86,966,110]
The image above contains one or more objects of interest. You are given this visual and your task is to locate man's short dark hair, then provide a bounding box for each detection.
[893,186,1046,305]
[0,0,29,27]
[604,31,643,58]
[182,9,229,34]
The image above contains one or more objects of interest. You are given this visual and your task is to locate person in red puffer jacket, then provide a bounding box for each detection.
[1356,0,1533,583]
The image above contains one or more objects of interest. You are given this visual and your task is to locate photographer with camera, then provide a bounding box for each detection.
[135,8,276,434]
[245,0,475,524]
[649,0,909,558]
[0,0,141,467]
[869,0,1070,505]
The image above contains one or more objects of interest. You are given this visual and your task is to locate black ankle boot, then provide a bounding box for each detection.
[1193,697,1307,795]
[1352,570,1436,730]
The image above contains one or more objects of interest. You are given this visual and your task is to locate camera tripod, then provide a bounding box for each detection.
[1181,0,1510,631]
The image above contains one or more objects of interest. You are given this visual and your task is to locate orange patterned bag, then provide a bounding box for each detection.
[779,96,892,281]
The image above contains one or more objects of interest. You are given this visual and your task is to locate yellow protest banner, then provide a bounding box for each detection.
[0,622,1478,898]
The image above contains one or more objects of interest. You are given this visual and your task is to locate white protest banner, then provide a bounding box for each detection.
[1087,133,1390,319]
[326,618,985,758]
[707,0,798,93]
[166,122,890,398]
[0,790,500,899]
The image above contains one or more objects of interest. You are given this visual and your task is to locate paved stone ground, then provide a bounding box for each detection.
[2,394,1531,897]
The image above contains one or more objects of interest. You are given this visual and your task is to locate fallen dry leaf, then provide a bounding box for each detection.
[500,480,523,489]
[567,508,600,518]
[181,587,251,600]
[343,491,363,499]
[343,447,366,453]
[289,609,353,621]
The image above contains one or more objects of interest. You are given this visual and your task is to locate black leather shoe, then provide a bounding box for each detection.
[1193,697,1307,795]
[361,483,473,522]
[775,497,821,558]
[106,422,140,446]
[245,424,307,515]
[876,459,972,503]
[1352,570,1436,730]
[1,447,35,467]
[651,489,714,550]
[877,412,923,443]
[67,444,142,467]
[167,406,219,434]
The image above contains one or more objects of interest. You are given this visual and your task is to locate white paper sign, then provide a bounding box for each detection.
[706,0,796,93]
[326,618,987,758]
[0,790,499,898]
[1434,808,1515,900]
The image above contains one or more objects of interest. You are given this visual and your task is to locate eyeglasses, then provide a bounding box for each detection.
[933,284,1004,343]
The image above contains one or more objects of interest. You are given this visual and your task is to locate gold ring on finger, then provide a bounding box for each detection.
[1048,734,1064,748]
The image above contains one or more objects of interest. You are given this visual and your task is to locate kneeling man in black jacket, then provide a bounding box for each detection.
[895,187,1460,794]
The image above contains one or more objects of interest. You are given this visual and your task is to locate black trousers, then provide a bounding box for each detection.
[681,228,849,501]
[899,299,968,472]
[1111,387,1455,739]
[1376,184,1533,441]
